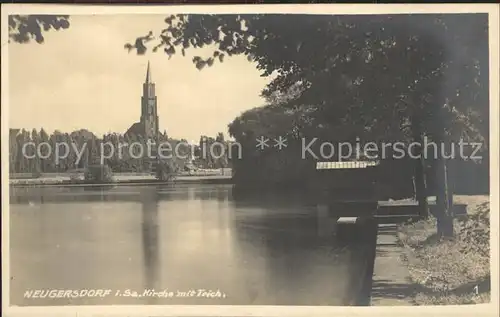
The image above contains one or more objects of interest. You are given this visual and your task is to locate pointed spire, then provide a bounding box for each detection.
[145,61,152,83]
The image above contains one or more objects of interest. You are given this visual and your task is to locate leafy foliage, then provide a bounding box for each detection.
[125,14,488,146]
[8,15,70,44]
[457,202,490,258]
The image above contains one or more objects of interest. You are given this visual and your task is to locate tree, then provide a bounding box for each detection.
[9,129,20,173]
[155,160,178,182]
[228,104,318,187]
[28,128,41,175]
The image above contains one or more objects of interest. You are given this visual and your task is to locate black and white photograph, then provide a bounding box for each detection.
[2,3,499,317]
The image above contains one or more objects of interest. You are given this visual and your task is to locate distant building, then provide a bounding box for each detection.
[316,160,379,170]
[125,61,160,139]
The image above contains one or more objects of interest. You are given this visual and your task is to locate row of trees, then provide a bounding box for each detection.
[227,103,489,196]
[195,133,233,169]
[8,128,232,174]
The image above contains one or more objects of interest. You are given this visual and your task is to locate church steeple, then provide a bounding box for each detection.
[125,61,160,140]
[145,61,152,83]
[140,61,159,139]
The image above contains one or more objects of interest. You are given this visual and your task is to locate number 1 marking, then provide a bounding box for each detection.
[474,285,479,295]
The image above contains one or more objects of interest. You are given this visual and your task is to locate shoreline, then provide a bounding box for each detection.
[370,223,415,305]
[9,175,234,188]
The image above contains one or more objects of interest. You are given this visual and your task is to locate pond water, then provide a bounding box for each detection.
[9,184,364,306]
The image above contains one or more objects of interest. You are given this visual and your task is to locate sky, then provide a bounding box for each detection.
[8,14,271,142]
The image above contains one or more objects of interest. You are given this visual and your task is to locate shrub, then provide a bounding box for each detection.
[456,202,490,258]
[156,160,178,182]
[84,164,114,183]
[31,170,42,178]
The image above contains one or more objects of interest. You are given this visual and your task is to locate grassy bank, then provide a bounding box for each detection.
[397,195,490,305]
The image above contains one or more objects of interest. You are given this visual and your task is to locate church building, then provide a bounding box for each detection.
[125,61,160,139]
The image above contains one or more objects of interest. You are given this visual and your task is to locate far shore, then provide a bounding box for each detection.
[9,172,233,187]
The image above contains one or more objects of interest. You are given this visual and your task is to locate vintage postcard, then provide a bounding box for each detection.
[2,3,499,317]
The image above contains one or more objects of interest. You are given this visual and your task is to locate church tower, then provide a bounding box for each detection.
[125,61,161,140]
[140,61,159,139]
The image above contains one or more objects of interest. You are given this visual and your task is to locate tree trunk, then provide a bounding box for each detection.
[415,149,429,219]
[429,96,454,238]
[435,155,454,238]
[412,116,429,219]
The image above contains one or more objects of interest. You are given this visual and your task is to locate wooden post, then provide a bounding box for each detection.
[412,115,429,219]
[435,156,454,238]
[415,149,429,219]
[316,204,337,238]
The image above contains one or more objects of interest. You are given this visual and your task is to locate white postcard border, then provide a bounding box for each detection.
[1,3,499,317]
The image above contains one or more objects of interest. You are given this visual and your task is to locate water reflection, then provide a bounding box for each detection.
[9,185,363,306]
[140,188,160,305]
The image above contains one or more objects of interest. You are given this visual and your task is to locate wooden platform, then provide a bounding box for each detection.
[325,200,469,225]
[377,200,468,216]
[376,201,468,224]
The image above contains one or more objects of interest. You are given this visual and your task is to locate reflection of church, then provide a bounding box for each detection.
[126,61,160,139]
